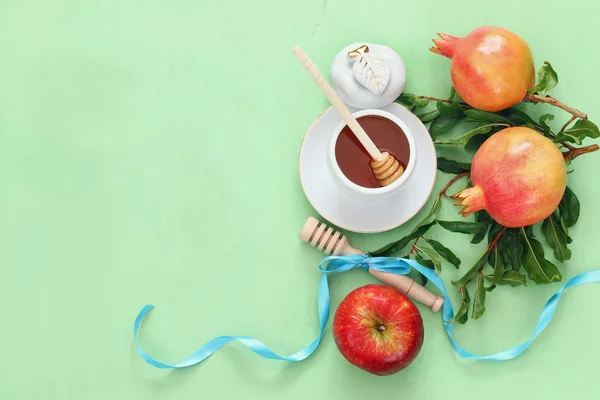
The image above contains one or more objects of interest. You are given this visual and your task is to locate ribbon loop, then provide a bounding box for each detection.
[133,254,600,368]
[317,254,369,273]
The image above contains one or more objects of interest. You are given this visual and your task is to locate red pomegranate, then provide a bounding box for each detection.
[453,127,567,227]
[430,26,535,112]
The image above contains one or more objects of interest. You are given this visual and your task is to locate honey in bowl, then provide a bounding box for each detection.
[334,115,411,188]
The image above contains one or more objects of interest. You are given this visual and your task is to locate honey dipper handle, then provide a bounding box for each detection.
[292,45,384,161]
[336,241,444,312]
[299,216,444,312]
[368,269,445,312]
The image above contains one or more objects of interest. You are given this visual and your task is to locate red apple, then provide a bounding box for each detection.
[332,284,424,376]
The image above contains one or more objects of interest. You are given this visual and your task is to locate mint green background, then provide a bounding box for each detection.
[1,1,599,398]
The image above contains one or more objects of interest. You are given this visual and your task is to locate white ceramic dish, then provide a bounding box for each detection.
[298,102,437,233]
[328,108,417,199]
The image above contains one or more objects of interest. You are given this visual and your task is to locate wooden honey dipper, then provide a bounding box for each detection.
[292,45,404,187]
[299,216,444,312]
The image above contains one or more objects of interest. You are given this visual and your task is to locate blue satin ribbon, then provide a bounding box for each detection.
[133,254,600,368]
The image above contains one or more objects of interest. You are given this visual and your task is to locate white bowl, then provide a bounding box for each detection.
[328,108,417,199]
[298,102,437,233]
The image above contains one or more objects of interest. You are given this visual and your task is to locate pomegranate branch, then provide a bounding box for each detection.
[563,144,600,162]
[561,115,577,132]
[408,237,422,255]
[415,95,469,106]
[532,117,594,159]
[458,283,470,293]
[458,227,507,292]
[561,142,576,151]
[524,94,588,121]
[488,227,507,252]
[440,172,470,198]
[528,101,597,160]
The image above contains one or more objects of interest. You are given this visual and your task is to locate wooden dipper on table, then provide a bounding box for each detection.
[300,216,444,312]
[292,45,404,187]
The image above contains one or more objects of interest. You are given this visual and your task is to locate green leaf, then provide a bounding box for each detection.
[415,254,435,270]
[435,123,509,145]
[464,109,514,125]
[539,114,555,136]
[465,134,489,150]
[398,93,415,103]
[429,101,465,136]
[452,251,487,287]
[487,222,505,244]
[410,221,437,239]
[414,196,443,232]
[416,109,440,122]
[472,273,486,320]
[446,287,470,324]
[370,197,442,256]
[528,61,558,95]
[414,98,429,108]
[437,101,464,119]
[471,211,491,244]
[506,108,536,126]
[457,307,469,324]
[555,119,600,144]
[488,225,523,271]
[449,87,457,101]
[429,116,460,136]
[542,215,572,262]
[485,283,496,292]
[501,228,524,271]
[498,270,527,286]
[438,220,489,235]
[520,228,562,284]
[566,234,573,244]
[491,246,505,284]
[425,239,461,268]
[408,255,429,285]
[370,222,436,256]
[415,245,442,275]
[559,186,580,228]
[397,93,429,110]
[370,238,410,258]
[436,157,471,174]
[396,93,414,110]
[485,270,527,286]
[560,215,569,235]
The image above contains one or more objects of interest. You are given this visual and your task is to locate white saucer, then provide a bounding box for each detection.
[298,102,437,233]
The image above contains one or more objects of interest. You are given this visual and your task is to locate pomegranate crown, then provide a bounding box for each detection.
[429,33,461,59]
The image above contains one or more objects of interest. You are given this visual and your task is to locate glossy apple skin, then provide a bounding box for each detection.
[332,284,424,376]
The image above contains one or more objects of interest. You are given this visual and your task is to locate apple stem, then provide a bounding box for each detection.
[377,325,386,332]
